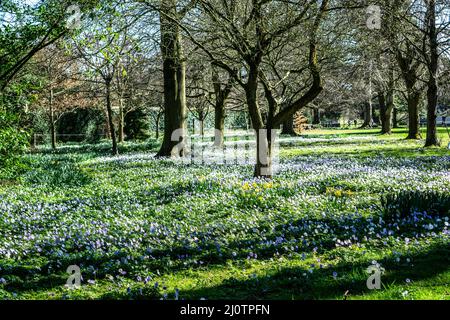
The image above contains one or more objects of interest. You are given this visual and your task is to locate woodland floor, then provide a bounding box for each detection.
[0,128,449,300]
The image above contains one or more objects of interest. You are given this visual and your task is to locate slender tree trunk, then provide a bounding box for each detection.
[393,108,399,128]
[425,0,440,147]
[49,88,57,150]
[118,98,125,143]
[156,112,162,139]
[105,80,118,156]
[157,0,187,157]
[200,119,205,137]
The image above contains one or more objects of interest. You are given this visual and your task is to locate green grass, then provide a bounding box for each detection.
[0,129,449,300]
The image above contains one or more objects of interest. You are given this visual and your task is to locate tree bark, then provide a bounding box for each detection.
[379,92,394,135]
[406,92,421,140]
[200,119,205,137]
[254,129,274,178]
[281,115,296,135]
[424,0,440,147]
[312,107,320,125]
[212,67,233,147]
[156,111,162,139]
[156,0,187,157]
[105,79,118,156]
[118,98,125,143]
[214,102,225,147]
[393,108,399,128]
[361,101,373,128]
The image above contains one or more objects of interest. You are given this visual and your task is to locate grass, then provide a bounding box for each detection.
[0,129,449,300]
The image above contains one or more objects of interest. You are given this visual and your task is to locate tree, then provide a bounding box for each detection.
[72,3,139,155]
[0,0,98,91]
[181,0,330,177]
[140,0,196,157]
[32,45,91,149]
[381,0,427,140]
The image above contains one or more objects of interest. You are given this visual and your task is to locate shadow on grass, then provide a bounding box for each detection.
[176,242,450,300]
[284,146,450,159]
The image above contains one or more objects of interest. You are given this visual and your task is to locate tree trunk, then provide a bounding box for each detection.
[200,119,205,137]
[393,108,399,128]
[212,67,233,148]
[49,88,57,150]
[312,107,320,125]
[361,101,373,128]
[214,101,225,147]
[156,112,162,139]
[254,129,273,178]
[245,64,266,177]
[406,92,421,140]
[281,115,296,135]
[118,98,125,143]
[379,82,394,135]
[425,0,440,147]
[425,82,439,146]
[156,0,187,157]
[105,80,118,156]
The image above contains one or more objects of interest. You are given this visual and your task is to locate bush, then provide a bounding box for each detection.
[0,112,29,179]
[382,190,450,220]
[125,108,150,141]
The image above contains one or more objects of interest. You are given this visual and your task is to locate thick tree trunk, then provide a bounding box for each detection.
[105,80,118,156]
[425,0,440,147]
[254,129,273,178]
[212,67,233,148]
[379,88,394,135]
[406,92,421,140]
[281,115,296,136]
[361,101,373,128]
[425,82,439,146]
[157,0,187,157]
[312,107,320,125]
[393,108,399,128]
[245,64,267,177]
[214,102,225,147]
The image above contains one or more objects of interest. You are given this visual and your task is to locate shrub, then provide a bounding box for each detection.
[0,111,29,179]
[382,190,450,220]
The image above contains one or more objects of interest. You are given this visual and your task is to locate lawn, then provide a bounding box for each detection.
[0,129,449,300]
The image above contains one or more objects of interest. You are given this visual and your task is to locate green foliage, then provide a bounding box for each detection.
[382,191,450,220]
[24,156,91,187]
[124,108,150,141]
[0,111,29,179]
